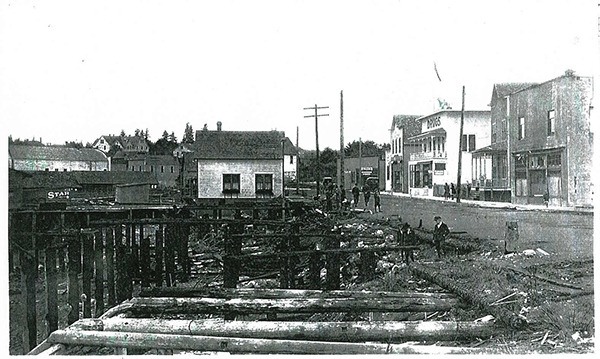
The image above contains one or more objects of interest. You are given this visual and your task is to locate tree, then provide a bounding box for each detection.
[150,130,179,155]
[120,129,126,137]
[182,123,194,144]
[134,129,140,137]
[344,140,385,158]
[168,132,178,143]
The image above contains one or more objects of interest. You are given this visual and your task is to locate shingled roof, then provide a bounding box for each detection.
[9,170,158,189]
[9,145,108,162]
[193,130,288,160]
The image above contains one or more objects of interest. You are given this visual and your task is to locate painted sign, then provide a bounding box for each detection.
[426,116,441,129]
[47,190,70,200]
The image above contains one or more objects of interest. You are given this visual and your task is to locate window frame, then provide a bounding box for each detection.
[222,174,241,194]
[255,173,274,196]
[547,109,556,136]
[518,117,525,140]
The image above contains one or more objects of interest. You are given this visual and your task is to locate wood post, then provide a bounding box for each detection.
[105,227,116,307]
[309,242,322,290]
[115,226,131,302]
[359,251,377,282]
[82,232,93,318]
[140,225,150,288]
[155,225,164,287]
[67,235,81,325]
[325,234,341,290]
[23,251,38,351]
[94,230,105,317]
[45,244,59,334]
[164,224,175,287]
[131,224,140,282]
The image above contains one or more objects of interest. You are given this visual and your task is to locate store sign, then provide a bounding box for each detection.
[427,116,441,129]
[47,190,70,200]
[361,167,374,175]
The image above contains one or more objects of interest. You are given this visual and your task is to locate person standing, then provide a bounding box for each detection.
[362,184,371,208]
[443,183,450,200]
[450,183,456,199]
[351,183,360,208]
[373,187,381,212]
[433,216,450,258]
[398,223,416,264]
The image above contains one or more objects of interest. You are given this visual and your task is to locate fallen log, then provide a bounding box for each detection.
[500,265,584,291]
[71,317,500,342]
[226,245,420,260]
[45,329,476,354]
[120,295,459,315]
[139,287,456,301]
[409,264,527,329]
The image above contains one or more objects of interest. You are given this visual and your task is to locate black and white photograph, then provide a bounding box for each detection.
[2,0,598,355]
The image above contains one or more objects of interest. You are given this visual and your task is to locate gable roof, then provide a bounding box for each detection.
[491,83,538,102]
[9,145,108,162]
[193,130,287,160]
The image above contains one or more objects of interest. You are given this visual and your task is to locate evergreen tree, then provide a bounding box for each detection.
[120,129,126,137]
[183,123,194,144]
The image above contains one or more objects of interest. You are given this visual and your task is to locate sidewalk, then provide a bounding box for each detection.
[383,191,594,214]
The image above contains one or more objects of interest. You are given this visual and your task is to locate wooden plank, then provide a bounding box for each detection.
[81,232,93,318]
[125,295,458,315]
[46,330,475,354]
[139,287,456,300]
[226,244,419,260]
[140,225,150,288]
[94,229,105,316]
[180,222,191,281]
[45,246,59,333]
[105,227,116,307]
[73,317,499,342]
[131,224,140,281]
[155,225,164,287]
[67,235,81,325]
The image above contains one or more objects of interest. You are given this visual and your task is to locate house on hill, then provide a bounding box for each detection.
[8,145,109,172]
[192,129,291,201]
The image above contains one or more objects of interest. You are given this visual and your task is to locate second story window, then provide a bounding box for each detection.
[518,117,525,140]
[547,110,556,135]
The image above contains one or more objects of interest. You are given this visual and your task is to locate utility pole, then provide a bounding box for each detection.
[339,90,344,189]
[456,86,466,203]
[303,104,329,198]
[295,126,299,195]
[281,138,286,220]
[358,137,362,187]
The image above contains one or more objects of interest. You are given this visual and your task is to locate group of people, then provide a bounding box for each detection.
[443,182,472,200]
[396,215,450,264]
[350,183,381,212]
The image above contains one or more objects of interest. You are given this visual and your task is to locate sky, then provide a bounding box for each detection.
[0,0,598,151]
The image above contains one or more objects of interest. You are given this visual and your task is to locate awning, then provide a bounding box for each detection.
[406,128,446,142]
[472,142,507,155]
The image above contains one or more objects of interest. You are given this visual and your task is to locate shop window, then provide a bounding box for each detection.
[515,171,527,197]
[547,152,561,167]
[223,174,241,194]
[434,163,446,171]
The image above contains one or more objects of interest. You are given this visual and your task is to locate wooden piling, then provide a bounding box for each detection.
[140,225,150,288]
[164,224,175,287]
[67,235,81,325]
[82,232,93,318]
[94,229,105,316]
[105,227,116,307]
[23,252,38,351]
[45,244,59,333]
[115,226,130,302]
[131,224,140,282]
[309,246,321,290]
[325,234,341,290]
[155,225,164,287]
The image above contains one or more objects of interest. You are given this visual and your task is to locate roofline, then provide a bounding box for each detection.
[508,72,593,96]
[415,110,490,121]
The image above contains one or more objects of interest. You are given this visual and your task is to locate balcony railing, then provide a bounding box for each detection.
[409,151,447,162]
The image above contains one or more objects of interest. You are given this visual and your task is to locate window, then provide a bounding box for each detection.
[386,165,390,180]
[290,155,294,164]
[461,135,467,151]
[255,174,274,196]
[505,96,510,117]
[150,165,154,172]
[161,165,164,173]
[547,110,555,135]
[547,152,561,167]
[170,166,174,173]
[518,117,525,139]
[139,165,142,172]
[468,135,476,152]
[223,174,241,194]
[434,163,446,171]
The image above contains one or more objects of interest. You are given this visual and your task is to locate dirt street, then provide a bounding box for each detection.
[369,194,593,260]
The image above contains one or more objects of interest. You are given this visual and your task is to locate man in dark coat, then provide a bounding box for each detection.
[398,223,416,264]
[351,183,360,208]
[433,215,450,258]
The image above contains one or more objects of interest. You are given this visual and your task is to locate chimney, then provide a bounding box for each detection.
[217,121,222,131]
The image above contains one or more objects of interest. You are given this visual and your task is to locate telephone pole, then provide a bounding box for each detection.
[295,126,300,195]
[456,86,466,203]
[339,90,344,188]
[303,104,329,198]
